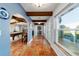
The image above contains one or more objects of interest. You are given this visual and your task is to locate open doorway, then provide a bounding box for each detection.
[37,26,42,35]
[9,13,28,55]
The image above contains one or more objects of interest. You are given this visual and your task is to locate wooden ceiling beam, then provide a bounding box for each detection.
[26,11,53,16]
[32,20,47,22]
[12,16,26,23]
[34,23,44,25]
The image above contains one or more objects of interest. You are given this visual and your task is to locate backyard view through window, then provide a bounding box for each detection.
[58,6,79,55]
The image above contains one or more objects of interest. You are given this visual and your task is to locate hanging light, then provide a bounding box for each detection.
[34,3,44,7]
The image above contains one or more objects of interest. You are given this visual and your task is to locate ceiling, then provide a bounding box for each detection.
[20,3,59,25]
[21,3,58,12]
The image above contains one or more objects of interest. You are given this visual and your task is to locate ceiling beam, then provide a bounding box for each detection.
[12,16,26,23]
[32,20,47,22]
[10,22,16,24]
[34,23,44,25]
[26,11,53,16]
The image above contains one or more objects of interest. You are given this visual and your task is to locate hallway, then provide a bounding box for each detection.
[11,35,57,56]
[1,3,79,56]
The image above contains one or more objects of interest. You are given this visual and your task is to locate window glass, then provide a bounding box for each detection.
[58,6,79,55]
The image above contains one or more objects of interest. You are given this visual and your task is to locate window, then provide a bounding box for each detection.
[58,6,79,55]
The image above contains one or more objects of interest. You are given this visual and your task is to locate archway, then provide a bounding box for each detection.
[9,13,28,55]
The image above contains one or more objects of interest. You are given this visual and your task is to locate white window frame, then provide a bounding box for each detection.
[55,4,79,56]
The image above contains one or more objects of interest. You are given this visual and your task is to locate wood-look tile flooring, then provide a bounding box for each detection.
[11,35,57,56]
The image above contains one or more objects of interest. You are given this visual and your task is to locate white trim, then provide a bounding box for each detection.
[50,43,66,56]
[56,42,76,56]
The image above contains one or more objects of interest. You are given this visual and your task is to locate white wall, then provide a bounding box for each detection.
[34,25,37,36]
[44,15,52,41]
[28,22,33,42]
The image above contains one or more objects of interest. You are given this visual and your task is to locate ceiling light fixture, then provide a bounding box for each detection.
[38,22,41,24]
[34,3,44,7]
